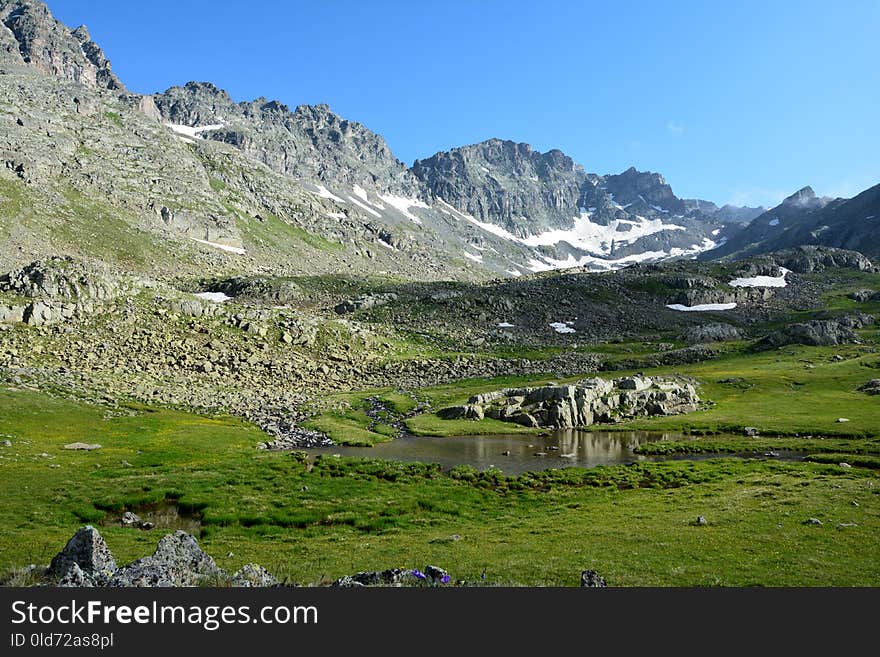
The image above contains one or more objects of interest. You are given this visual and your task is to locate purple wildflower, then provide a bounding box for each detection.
[411,569,426,580]
[440,574,451,584]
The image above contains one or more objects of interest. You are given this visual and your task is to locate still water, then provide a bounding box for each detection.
[307,430,795,475]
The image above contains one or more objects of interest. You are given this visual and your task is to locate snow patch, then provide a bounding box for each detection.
[550,322,576,334]
[166,123,224,138]
[463,251,483,263]
[353,185,370,203]
[526,239,717,273]
[194,291,231,303]
[348,196,383,218]
[190,238,246,255]
[313,185,346,203]
[666,303,737,312]
[379,194,431,224]
[769,218,780,227]
[326,212,346,219]
[729,267,790,288]
[497,322,515,328]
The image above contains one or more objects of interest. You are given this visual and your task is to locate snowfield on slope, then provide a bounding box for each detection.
[728,268,790,288]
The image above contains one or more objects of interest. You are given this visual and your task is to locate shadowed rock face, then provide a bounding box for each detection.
[707,185,880,260]
[755,314,874,350]
[439,376,700,430]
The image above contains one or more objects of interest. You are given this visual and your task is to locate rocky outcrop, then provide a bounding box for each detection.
[848,289,877,302]
[0,0,124,90]
[47,526,117,587]
[332,565,451,587]
[0,256,126,325]
[334,292,398,314]
[858,379,880,396]
[771,246,875,274]
[152,82,420,196]
[755,314,874,350]
[40,527,279,588]
[680,323,743,343]
[439,376,699,430]
[108,530,223,587]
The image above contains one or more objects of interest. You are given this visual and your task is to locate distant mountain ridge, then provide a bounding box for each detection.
[705,185,880,259]
[1,0,876,279]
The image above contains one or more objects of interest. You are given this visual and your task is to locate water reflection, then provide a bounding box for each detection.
[309,430,688,475]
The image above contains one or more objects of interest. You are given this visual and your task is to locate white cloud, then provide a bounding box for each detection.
[666,121,685,135]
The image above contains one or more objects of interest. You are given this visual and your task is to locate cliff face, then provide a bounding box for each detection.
[0,0,123,90]
[153,82,421,195]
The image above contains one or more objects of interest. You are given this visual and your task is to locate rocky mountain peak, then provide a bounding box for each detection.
[0,0,123,90]
[602,167,684,214]
[782,186,817,207]
[411,138,588,236]
[151,83,420,195]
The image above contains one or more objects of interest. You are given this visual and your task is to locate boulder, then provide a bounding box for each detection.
[48,526,117,586]
[230,564,279,587]
[857,379,880,395]
[425,565,450,585]
[617,376,652,392]
[63,442,101,450]
[332,568,410,587]
[108,531,223,587]
[580,570,608,587]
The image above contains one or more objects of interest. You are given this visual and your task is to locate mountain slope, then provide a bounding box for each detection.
[0,0,796,280]
[707,184,880,260]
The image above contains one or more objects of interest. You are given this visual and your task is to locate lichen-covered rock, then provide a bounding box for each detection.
[108,531,223,587]
[47,526,117,586]
[230,564,280,587]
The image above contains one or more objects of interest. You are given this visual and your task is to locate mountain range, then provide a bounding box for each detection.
[0,0,876,279]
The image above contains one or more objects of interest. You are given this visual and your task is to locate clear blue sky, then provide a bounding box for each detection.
[49,0,879,207]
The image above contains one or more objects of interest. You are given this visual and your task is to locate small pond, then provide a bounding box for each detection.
[308,430,806,475]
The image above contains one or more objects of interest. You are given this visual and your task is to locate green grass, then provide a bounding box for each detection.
[0,178,27,216]
[303,409,391,447]
[0,386,878,586]
[54,188,178,269]
[398,340,880,439]
[239,213,341,253]
[103,111,122,127]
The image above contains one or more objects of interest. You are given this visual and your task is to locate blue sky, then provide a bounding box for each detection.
[49,0,879,207]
